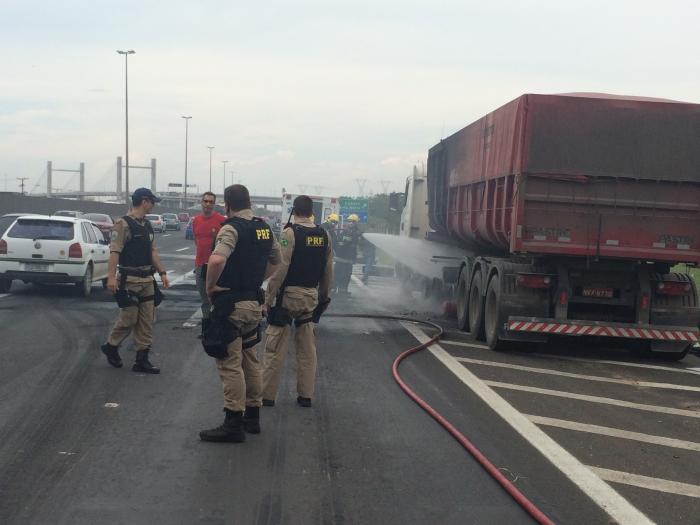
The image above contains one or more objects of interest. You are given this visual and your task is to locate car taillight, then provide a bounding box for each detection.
[516,274,552,289]
[657,281,692,296]
[68,242,82,258]
[0,239,7,255]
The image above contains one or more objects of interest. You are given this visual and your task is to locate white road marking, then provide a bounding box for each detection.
[456,356,700,393]
[484,380,700,419]
[175,247,190,252]
[590,467,700,499]
[351,274,368,289]
[104,403,119,408]
[170,269,195,286]
[0,294,9,300]
[400,321,653,525]
[526,414,700,452]
[58,451,77,456]
[183,308,202,328]
[441,339,700,376]
[162,234,171,237]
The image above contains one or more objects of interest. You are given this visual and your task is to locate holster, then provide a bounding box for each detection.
[153,278,164,307]
[267,305,293,326]
[114,289,138,308]
[201,292,239,359]
[114,273,137,308]
[312,297,331,323]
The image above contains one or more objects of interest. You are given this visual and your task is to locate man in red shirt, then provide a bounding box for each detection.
[192,192,226,321]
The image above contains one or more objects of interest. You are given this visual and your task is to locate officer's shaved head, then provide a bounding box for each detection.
[293,195,313,217]
[224,184,251,212]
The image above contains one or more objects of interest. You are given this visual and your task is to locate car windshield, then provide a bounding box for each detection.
[83,213,112,223]
[163,214,177,219]
[8,219,74,240]
[145,215,159,220]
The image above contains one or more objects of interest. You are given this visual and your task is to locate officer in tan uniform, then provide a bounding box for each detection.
[261,195,333,408]
[199,184,281,443]
[100,188,170,374]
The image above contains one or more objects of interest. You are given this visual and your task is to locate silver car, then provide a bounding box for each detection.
[162,213,181,231]
[145,214,166,233]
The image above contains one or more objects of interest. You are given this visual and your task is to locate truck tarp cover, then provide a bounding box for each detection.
[440,93,700,185]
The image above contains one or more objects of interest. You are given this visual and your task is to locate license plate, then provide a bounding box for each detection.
[25,263,50,272]
[582,287,614,299]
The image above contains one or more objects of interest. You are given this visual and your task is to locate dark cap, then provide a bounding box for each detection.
[131,187,161,203]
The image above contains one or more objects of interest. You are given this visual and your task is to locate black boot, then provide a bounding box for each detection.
[199,409,246,443]
[297,396,312,408]
[243,406,261,434]
[101,342,123,368]
[132,349,160,374]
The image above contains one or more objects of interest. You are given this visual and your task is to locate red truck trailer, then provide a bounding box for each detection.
[428,93,700,359]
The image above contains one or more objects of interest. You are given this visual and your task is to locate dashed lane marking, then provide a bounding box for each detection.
[182,307,202,328]
[590,467,700,499]
[526,414,700,452]
[175,247,190,252]
[484,381,700,419]
[400,321,653,525]
[442,339,700,377]
[0,294,9,300]
[162,234,171,237]
[456,357,700,393]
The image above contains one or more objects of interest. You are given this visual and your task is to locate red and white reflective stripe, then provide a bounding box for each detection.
[507,321,699,342]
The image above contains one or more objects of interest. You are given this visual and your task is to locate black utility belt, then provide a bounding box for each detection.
[119,266,155,278]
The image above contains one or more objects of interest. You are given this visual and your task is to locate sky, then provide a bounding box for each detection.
[1,0,698,198]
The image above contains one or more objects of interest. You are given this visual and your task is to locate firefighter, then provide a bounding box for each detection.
[261,195,333,407]
[333,214,360,294]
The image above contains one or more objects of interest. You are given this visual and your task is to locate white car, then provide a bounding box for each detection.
[0,215,110,296]
[146,214,166,233]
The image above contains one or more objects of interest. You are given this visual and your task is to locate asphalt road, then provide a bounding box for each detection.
[1,230,699,524]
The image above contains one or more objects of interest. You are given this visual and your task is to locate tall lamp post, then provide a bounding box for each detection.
[207,146,215,192]
[116,49,135,203]
[221,160,228,195]
[181,116,192,208]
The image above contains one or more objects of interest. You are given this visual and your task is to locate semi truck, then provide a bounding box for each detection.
[395,93,700,359]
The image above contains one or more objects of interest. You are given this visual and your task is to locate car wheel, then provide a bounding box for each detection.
[0,279,12,293]
[76,264,93,297]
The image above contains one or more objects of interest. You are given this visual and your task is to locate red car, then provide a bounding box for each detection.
[83,213,115,241]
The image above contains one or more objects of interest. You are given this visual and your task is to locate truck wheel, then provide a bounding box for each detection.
[456,269,469,331]
[0,279,11,293]
[468,269,485,340]
[485,276,509,351]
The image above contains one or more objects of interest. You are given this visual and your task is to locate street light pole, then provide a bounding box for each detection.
[221,160,228,195]
[207,146,215,192]
[181,116,192,208]
[116,49,135,204]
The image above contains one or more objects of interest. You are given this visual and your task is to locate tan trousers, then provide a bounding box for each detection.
[107,280,155,350]
[262,287,319,400]
[216,301,263,412]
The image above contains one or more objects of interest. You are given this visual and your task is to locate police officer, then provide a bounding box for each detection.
[333,213,360,294]
[261,195,333,408]
[199,184,281,443]
[100,188,170,374]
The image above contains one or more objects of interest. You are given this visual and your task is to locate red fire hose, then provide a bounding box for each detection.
[327,313,555,525]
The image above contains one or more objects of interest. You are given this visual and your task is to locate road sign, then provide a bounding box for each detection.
[339,196,369,223]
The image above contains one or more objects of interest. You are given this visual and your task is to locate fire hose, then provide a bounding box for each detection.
[325,313,555,525]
